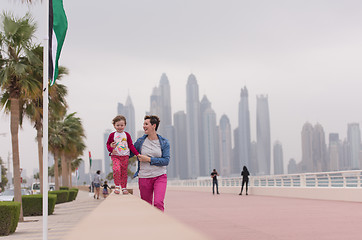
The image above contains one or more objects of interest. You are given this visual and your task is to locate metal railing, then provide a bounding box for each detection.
[167,170,362,188]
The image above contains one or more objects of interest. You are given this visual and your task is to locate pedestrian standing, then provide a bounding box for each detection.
[239,166,250,195]
[211,169,219,195]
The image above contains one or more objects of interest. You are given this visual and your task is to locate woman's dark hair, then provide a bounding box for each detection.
[96,170,101,174]
[144,115,160,131]
[243,166,248,171]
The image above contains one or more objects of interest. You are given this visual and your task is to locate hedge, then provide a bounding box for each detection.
[68,190,77,202]
[49,190,69,204]
[70,188,79,199]
[22,194,57,216]
[59,186,69,190]
[0,202,21,236]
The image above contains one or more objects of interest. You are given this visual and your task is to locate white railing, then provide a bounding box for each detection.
[167,170,362,188]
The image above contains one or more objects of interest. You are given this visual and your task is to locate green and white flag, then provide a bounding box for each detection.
[49,0,68,86]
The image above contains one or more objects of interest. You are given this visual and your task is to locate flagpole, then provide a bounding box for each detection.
[42,0,49,240]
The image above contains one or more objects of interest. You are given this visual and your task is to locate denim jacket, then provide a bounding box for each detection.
[131,134,170,178]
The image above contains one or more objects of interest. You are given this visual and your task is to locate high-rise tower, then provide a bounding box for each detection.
[301,122,314,172]
[313,123,327,172]
[273,141,284,175]
[347,123,361,170]
[256,94,271,175]
[238,87,251,173]
[329,133,340,171]
[117,95,136,139]
[219,115,232,176]
[103,129,112,177]
[200,95,218,176]
[174,111,188,179]
[158,73,172,136]
[186,74,201,178]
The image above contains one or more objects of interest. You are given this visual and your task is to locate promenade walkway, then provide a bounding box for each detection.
[2,188,362,239]
[165,189,362,240]
[1,190,101,240]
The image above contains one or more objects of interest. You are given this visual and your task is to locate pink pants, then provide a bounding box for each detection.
[111,155,129,188]
[139,174,167,212]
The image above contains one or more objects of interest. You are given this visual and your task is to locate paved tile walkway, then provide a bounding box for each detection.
[164,189,362,240]
[4,188,362,240]
[1,191,102,240]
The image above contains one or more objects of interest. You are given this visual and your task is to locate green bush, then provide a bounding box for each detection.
[59,186,69,190]
[70,188,79,199]
[49,190,69,204]
[68,190,77,201]
[22,194,57,216]
[0,202,21,236]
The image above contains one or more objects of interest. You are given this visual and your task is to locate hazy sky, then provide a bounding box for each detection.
[1,0,362,177]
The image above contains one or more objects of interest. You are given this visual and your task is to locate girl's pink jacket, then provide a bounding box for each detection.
[106,131,140,156]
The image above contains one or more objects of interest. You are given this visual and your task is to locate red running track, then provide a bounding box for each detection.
[163,189,362,240]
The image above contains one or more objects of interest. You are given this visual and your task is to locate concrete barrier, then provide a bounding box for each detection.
[63,191,208,240]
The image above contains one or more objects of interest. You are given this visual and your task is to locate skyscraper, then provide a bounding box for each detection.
[174,111,188,179]
[186,74,201,178]
[256,94,271,175]
[232,127,239,174]
[148,73,172,136]
[237,87,251,173]
[329,133,340,171]
[219,115,232,176]
[200,96,218,176]
[158,73,172,136]
[301,122,327,172]
[347,123,361,169]
[273,141,284,175]
[288,158,297,174]
[117,95,136,139]
[103,129,112,177]
[149,87,161,117]
[250,141,258,175]
[313,123,327,172]
[301,122,314,172]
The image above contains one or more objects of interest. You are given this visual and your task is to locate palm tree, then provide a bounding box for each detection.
[49,112,86,189]
[0,12,39,221]
[24,58,68,193]
[61,113,86,187]
[1,43,68,194]
[48,116,64,190]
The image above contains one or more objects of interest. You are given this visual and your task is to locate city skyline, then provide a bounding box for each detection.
[1,0,362,177]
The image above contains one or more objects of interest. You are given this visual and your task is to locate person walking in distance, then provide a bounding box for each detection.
[239,166,250,195]
[211,169,219,195]
[93,170,102,199]
[106,115,140,194]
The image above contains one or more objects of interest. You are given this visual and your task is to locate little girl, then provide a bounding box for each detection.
[102,181,112,198]
[106,115,140,194]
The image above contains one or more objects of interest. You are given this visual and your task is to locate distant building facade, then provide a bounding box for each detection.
[186,74,201,178]
[273,141,284,175]
[237,87,251,174]
[256,95,271,175]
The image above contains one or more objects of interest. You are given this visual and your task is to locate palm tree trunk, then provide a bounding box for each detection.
[68,160,72,187]
[36,126,43,194]
[61,152,68,187]
[10,98,24,221]
[54,151,60,190]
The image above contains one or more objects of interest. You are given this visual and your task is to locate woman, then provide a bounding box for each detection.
[239,166,250,195]
[93,170,102,199]
[132,115,170,211]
